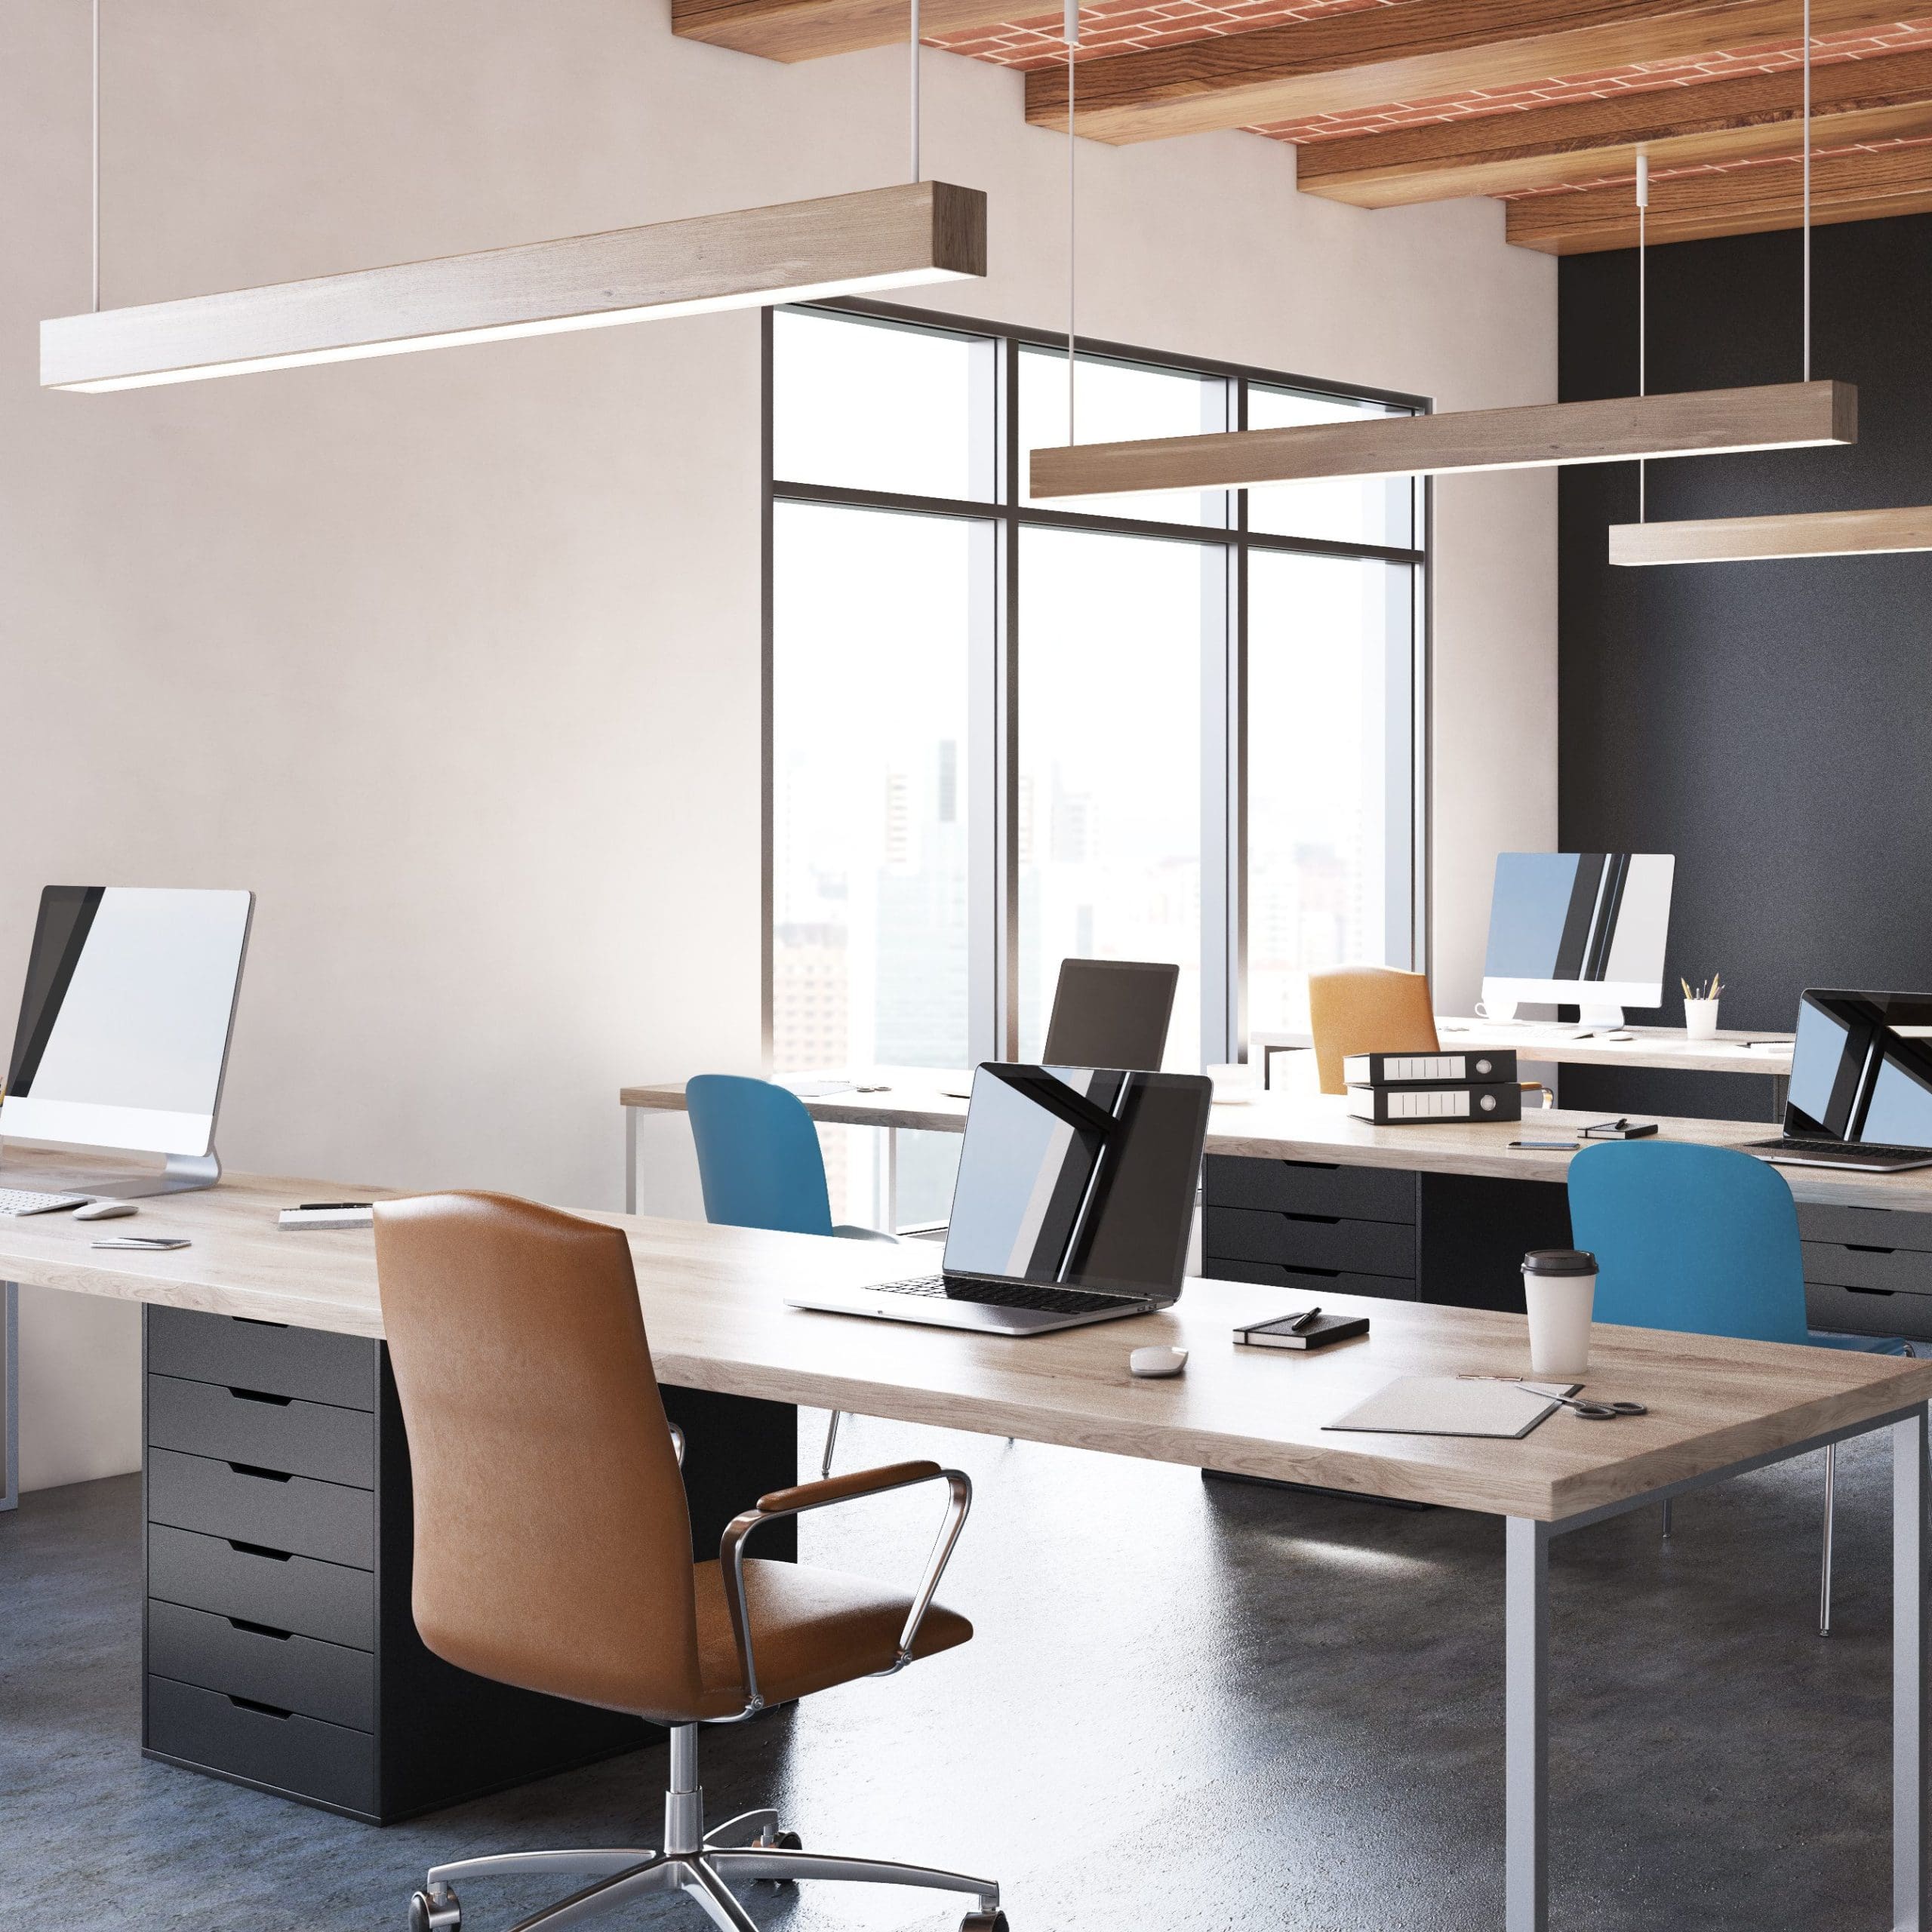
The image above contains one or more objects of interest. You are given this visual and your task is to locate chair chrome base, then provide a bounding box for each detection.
[411,1724,1004,1932]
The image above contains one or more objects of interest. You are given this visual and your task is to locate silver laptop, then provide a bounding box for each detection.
[1745,989,1932,1173]
[788,1063,1212,1337]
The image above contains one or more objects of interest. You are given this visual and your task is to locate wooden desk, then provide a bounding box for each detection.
[5,1144,1929,1930]
[621,1076,1932,1215]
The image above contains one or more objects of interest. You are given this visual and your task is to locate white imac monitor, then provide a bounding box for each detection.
[2,886,254,1194]
[1479,854,1674,1029]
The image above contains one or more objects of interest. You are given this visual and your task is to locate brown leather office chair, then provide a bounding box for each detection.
[1307,965,1553,1107]
[1307,966,1441,1095]
[374,1192,1004,1932]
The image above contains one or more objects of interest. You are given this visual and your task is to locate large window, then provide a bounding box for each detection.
[768,303,1426,1222]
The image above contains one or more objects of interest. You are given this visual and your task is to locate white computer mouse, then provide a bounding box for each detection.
[73,1198,138,1221]
[1129,1345,1188,1380]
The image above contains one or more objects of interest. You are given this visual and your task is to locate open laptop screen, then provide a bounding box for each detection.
[1786,990,1932,1148]
[942,1064,1211,1302]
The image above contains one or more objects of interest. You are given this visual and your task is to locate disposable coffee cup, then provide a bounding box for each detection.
[1522,1248,1598,1380]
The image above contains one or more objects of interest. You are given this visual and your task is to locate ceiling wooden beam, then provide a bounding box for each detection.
[673,0,1014,62]
[1507,138,1932,251]
[1030,380,1855,499]
[1609,504,1932,563]
[1298,48,1932,208]
[1024,0,1916,146]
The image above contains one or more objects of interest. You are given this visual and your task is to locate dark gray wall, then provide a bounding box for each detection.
[1558,213,1932,1121]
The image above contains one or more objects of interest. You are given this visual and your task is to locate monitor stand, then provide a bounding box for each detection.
[5,1149,222,1200]
[1576,1004,1626,1029]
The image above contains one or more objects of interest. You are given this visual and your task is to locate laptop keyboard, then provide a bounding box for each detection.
[876,1273,1149,1317]
[1746,1138,1932,1164]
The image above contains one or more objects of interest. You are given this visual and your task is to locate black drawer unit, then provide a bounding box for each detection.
[147,1304,377,1410]
[140,1307,805,1823]
[1202,1155,1417,1223]
[149,1601,377,1731]
[1204,1257,1419,1302]
[148,1374,376,1487]
[1798,1203,1932,1344]
[147,1675,379,1817]
[149,1447,375,1567]
[1202,1204,1417,1277]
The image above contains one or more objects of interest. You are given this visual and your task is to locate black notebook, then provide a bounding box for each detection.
[1233,1312,1371,1352]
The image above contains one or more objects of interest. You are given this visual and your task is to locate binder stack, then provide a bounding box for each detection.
[1343,1048,1522,1125]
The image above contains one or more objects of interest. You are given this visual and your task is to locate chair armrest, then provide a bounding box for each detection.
[717,1460,971,1718]
[755,1459,942,1515]
[1518,1081,1555,1109]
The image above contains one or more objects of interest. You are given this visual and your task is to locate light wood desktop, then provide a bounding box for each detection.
[2,1143,1928,1930]
[621,1076,1932,1217]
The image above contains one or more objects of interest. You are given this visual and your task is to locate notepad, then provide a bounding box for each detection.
[1323,1376,1576,1439]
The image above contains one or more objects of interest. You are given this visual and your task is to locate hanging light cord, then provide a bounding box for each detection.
[91,0,100,312]
[909,0,921,182]
[1066,0,1079,445]
[1801,0,1811,380]
[1636,151,1648,522]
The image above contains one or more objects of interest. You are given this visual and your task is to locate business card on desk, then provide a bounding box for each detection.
[278,1203,374,1229]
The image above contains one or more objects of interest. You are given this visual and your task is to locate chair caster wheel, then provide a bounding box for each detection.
[774,1831,802,1851]
[409,1885,460,1932]
[961,1913,1008,1931]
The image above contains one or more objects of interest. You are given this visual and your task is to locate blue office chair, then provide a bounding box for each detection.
[1568,1139,1912,1637]
[685,1075,899,1479]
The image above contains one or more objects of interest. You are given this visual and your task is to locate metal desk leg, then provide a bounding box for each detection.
[1506,1516,1550,1932]
[1897,1406,1929,1930]
[1771,1073,1790,1124]
[625,1105,638,1217]
[880,1126,899,1235]
[2,1281,17,1513]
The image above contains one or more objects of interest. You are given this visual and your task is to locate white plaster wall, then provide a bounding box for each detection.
[0,0,1554,1491]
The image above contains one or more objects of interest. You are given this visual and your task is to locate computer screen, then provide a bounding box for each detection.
[3,886,254,1158]
[942,1063,1211,1301]
[1785,989,1932,1149]
[1481,852,1675,1019]
[1041,959,1179,1072]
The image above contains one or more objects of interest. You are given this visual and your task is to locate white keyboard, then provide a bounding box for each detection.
[0,1189,88,1217]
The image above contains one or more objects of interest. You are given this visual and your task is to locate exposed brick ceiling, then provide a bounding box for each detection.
[928,3,1932,202]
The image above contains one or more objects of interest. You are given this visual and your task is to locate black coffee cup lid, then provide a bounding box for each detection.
[1523,1248,1596,1275]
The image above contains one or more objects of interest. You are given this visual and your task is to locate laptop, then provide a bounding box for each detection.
[1745,989,1932,1173]
[788,1062,1212,1336]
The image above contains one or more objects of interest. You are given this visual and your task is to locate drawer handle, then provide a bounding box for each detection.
[227,1695,294,1720]
[228,1463,294,1484]
[227,1617,294,1641]
[1846,1287,1897,1298]
[1282,1266,1341,1280]
[228,1387,294,1407]
[1281,1213,1341,1226]
[1847,1244,1898,1256]
[227,1538,294,1562]
[232,1318,289,1331]
[1281,1161,1341,1174]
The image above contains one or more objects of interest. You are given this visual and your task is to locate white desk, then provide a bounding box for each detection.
[1254,1018,1795,1118]
[3,1143,1928,1932]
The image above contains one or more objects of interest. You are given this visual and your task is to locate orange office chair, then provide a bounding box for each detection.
[1308,966,1553,1106]
[1307,967,1441,1095]
[374,1192,1004,1932]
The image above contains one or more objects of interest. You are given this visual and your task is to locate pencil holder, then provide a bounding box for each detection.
[1684,997,1719,1040]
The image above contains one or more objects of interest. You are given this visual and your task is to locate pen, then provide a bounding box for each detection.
[1287,1306,1321,1332]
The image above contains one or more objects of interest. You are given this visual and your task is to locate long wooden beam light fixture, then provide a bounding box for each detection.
[1611,505,1932,565]
[1030,381,1857,500]
[42,181,986,392]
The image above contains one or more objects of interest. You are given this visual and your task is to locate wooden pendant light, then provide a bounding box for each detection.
[1610,504,1932,565]
[1029,380,1857,500]
[42,182,986,392]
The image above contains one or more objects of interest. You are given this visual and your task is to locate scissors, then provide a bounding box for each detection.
[1460,1375,1648,1420]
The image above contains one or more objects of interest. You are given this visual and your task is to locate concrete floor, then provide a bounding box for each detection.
[0,1411,1907,1931]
